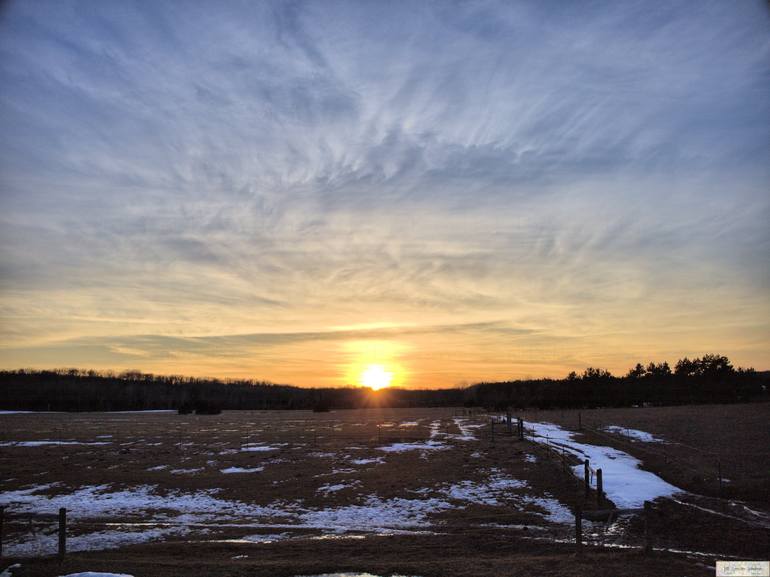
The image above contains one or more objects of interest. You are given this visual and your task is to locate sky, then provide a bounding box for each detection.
[1,0,769,388]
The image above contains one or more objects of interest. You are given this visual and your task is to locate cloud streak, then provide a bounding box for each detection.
[1,0,768,385]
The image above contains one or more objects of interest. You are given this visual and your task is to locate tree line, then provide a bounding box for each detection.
[470,354,766,409]
[0,354,766,412]
[0,368,464,412]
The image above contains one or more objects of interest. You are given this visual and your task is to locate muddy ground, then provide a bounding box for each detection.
[1,404,768,576]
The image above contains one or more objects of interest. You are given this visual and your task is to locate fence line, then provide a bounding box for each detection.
[514,412,770,504]
[0,506,67,559]
[1,502,662,560]
[578,423,747,499]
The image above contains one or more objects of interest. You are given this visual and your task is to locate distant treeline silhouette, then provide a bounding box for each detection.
[0,354,766,412]
[472,355,766,410]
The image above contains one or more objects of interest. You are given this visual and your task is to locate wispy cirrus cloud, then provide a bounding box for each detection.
[1,0,768,385]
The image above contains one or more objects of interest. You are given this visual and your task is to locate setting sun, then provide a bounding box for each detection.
[360,364,394,390]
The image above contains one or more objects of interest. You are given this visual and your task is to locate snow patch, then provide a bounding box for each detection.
[59,573,135,577]
[603,426,665,443]
[169,468,203,475]
[526,421,682,508]
[0,484,289,521]
[350,457,384,465]
[445,474,527,506]
[520,495,574,524]
[240,444,282,453]
[10,526,190,557]
[114,410,176,414]
[451,417,477,441]
[317,481,360,495]
[377,440,448,453]
[299,495,453,532]
[213,532,290,544]
[220,467,264,474]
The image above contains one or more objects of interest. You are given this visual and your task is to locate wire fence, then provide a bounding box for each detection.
[0,501,661,561]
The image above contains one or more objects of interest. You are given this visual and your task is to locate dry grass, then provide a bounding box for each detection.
[1,404,767,576]
[518,403,770,502]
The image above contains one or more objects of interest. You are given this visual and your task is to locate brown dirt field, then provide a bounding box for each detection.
[13,536,715,577]
[1,405,768,576]
[517,403,770,503]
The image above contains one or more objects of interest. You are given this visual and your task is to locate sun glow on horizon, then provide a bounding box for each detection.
[360,364,394,390]
[343,339,406,389]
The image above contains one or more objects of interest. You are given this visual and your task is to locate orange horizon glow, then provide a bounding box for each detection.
[3,323,767,390]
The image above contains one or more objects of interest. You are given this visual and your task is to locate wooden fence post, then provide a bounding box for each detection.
[596,469,603,507]
[58,507,67,558]
[518,418,524,441]
[644,500,652,555]
[574,504,583,556]
[506,411,512,435]
[584,460,590,497]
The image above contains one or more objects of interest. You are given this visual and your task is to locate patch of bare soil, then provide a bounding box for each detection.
[9,534,714,577]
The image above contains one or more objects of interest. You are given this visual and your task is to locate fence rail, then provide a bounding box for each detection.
[507,415,673,555]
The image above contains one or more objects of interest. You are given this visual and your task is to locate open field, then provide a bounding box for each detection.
[520,403,770,502]
[1,404,768,576]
